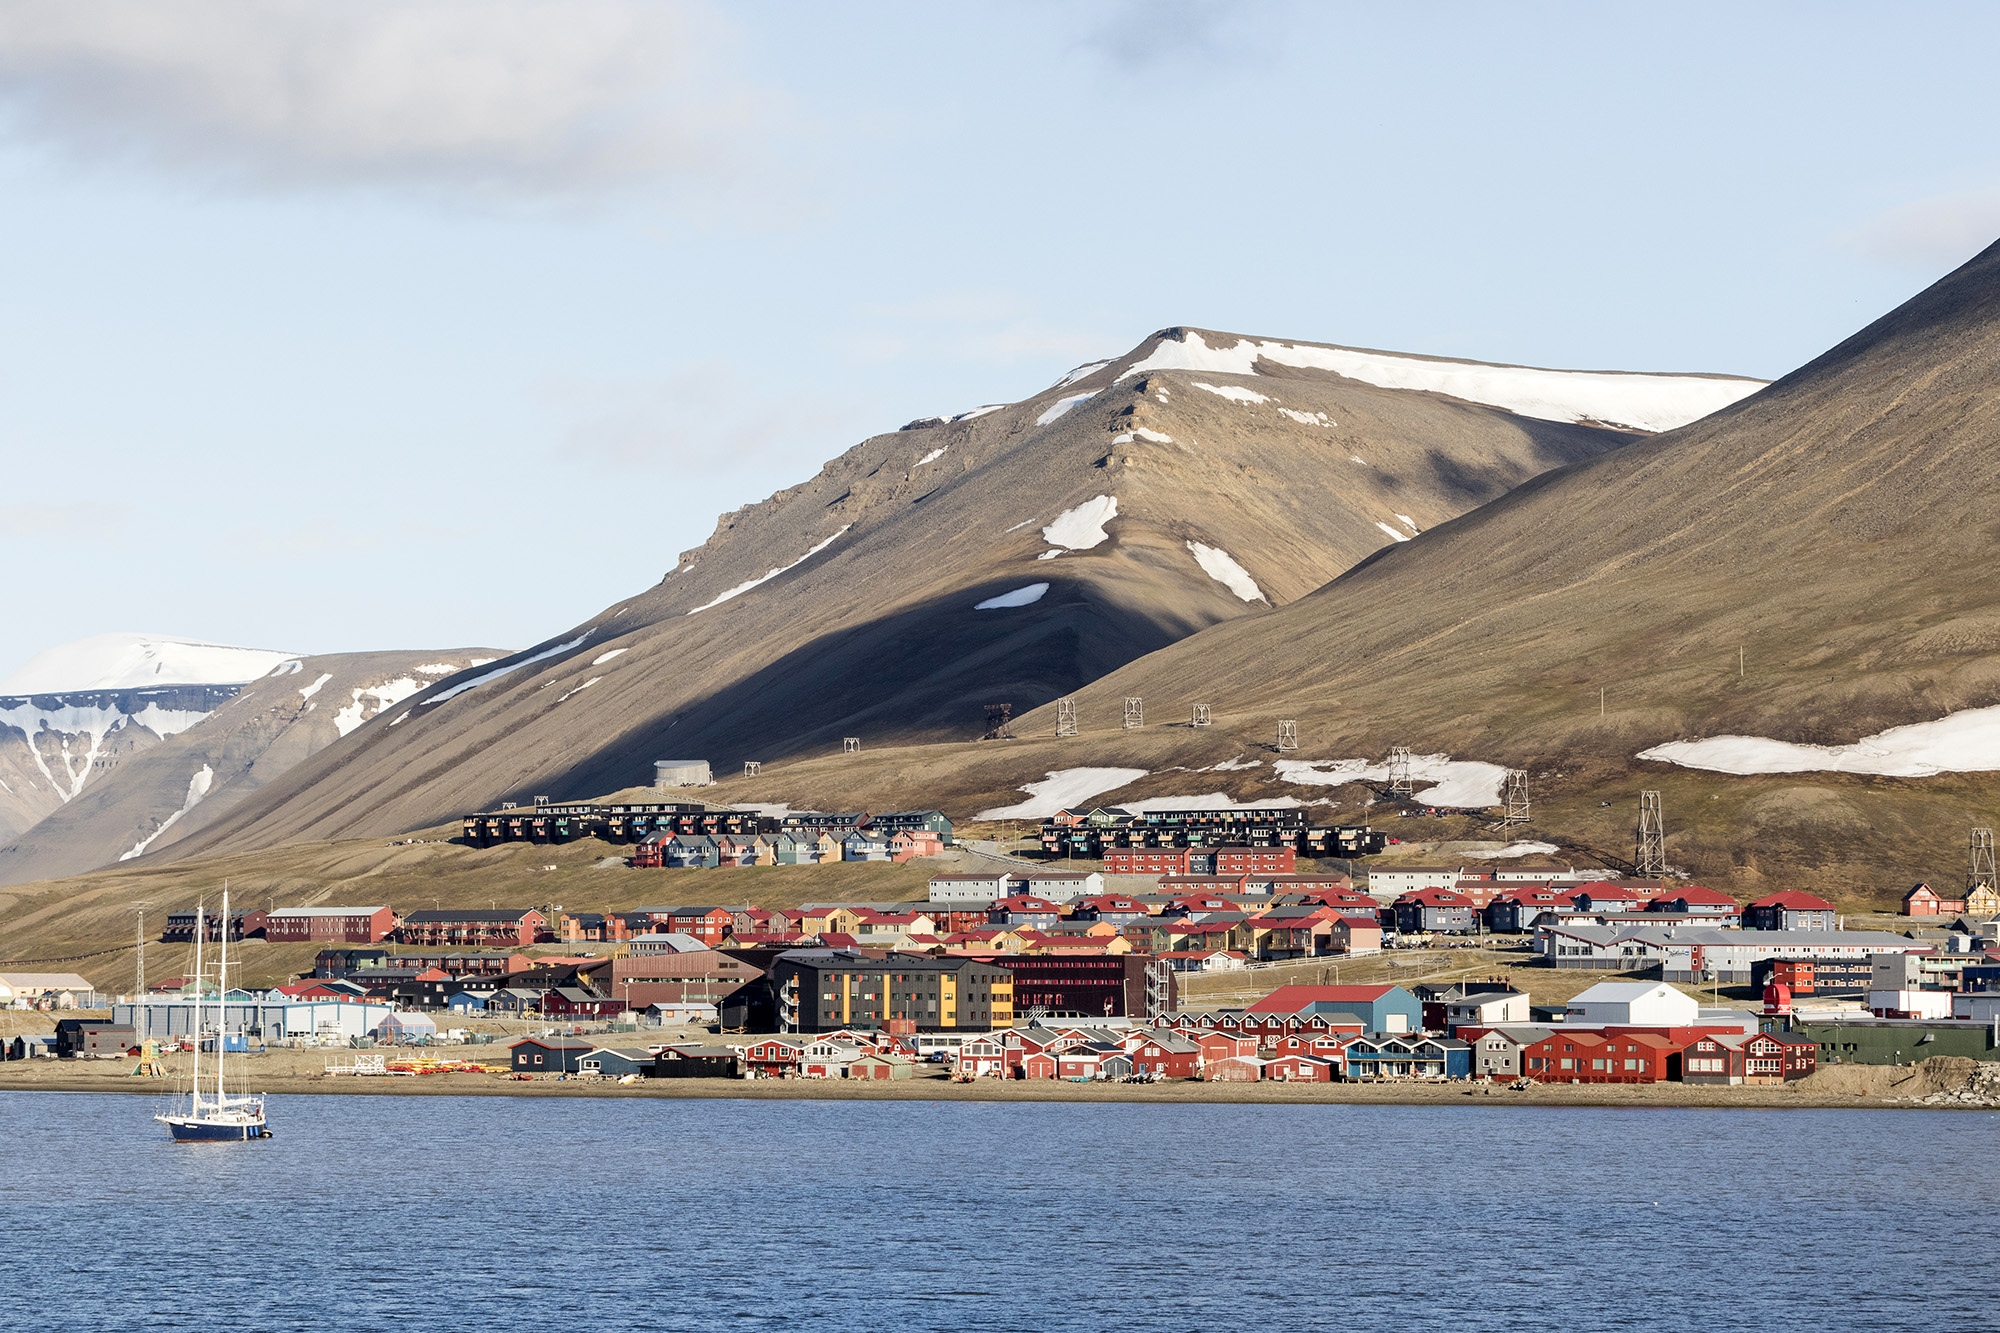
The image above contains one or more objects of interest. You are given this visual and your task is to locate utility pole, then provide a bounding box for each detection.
[131,901,152,998]
[1738,645,1744,679]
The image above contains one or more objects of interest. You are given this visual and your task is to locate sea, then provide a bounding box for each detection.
[8,1091,1998,1332]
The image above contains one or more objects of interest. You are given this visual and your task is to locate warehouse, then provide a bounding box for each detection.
[112,996,394,1043]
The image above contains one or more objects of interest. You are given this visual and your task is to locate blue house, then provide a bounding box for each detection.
[1344,1034,1471,1080]
[578,1047,656,1078]
[1247,985,1423,1034]
[445,991,489,1014]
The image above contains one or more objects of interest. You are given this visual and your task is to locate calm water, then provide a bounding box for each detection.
[8,1091,1998,1332]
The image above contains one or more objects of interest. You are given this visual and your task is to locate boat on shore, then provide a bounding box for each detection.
[155,887,270,1142]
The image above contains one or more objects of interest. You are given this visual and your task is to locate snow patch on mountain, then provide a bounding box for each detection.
[591,649,627,666]
[1,633,298,695]
[974,583,1049,610]
[424,633,593,706]
[1042,496,1118,550]
[1036,392,1097,427]
[1122,331,1762,432]
[298,673,333,702]
[1638,705,2000,777]
[1055,360,1111,388]
[334,677,439,737]
[1375,522,1411,542]
[0,698,210,801]
[557,677,602,703]
[1275,755,1510,808]
[976,767,1149,820]
[118,764,215,862]
[687,527,851,615]
[1280,408,1335,427]
[1191,381,1270,404]
[915,446,948,467]
[1186,542,1265,602]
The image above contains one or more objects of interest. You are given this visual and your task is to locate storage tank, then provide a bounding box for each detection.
[654,760,713,788]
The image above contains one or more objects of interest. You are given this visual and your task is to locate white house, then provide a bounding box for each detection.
[1013,869,1104,902]
[928,872,1016,904]
[1564,981,1698,1027]
[1364,866,1461,897]
[1446,990,1531,1028]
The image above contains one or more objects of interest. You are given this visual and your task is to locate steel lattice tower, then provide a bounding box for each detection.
[1970,828,1996,894]
[1504,770,1530,824]
[1635,790,1666,876]
[1055,699,1078,737]
[1123,697,1144,729]
[1387,746,1414,796]
[1276,720,1299,752]
[1191,704,1212,728]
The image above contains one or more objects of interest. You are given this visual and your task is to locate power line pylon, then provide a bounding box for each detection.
[1503,770,1530,824]
[1276,720,1299,752]
[1969,828,1996,896]
[1191,704,1212,728]
[1055,699,1077,737]
[1123,697,1143,730]
[842,737,860,754]
[1635,790,1666,876]
[1387,746,1414,797]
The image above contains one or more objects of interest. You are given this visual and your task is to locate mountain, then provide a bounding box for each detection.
[0,633,302,843]
[159,326,1760,857]
[0,646,505,886]
[975,238,2000,890]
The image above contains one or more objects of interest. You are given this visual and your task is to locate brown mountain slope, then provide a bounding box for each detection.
[1049,239,2000,756]
[165,328,1757,856]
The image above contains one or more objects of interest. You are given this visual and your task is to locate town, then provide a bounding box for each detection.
[9,798,2000,1095]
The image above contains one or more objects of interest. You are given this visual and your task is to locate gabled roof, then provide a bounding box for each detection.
[1748,891,1837,910]
[1247,984,1397,1012]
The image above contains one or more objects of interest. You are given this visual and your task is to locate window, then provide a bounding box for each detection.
[1559,1058,1573,1070]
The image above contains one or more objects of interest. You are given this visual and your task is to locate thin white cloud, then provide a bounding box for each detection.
[0,0,776,197]
[1843,189,2000,270]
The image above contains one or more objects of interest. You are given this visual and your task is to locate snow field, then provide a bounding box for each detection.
[1121,331,1762,432]
[298,673,333,702]
[1274,755,1511,808]
[0,698,211,801]
[1374,522,1411,542]
[1185,542,1265,602]
[1,633,299,695]
[1036,391,1097,427]
[1637,704,2000,777]
[1042,496,1118,550]
[976,767,1150,820]
[974,583,1050,610]
[591,649,627,666]
[1191,381,1270,404]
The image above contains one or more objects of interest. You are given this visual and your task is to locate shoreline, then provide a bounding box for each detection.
[0,1069,1973,1111]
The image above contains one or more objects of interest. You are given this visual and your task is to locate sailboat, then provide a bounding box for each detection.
[155,888,271,1142]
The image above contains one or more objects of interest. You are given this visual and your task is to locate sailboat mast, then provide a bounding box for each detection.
[216,885,228,1106]
[191,897,204,1109]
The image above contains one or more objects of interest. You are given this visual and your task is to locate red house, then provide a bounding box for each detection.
[1522,1031,1684,1084]
[263,906,396,943]
[1104,847,1193,876]
[743,1037,806,1076]
[1130,1033,1200,1078]
[539,988,628,1018]
[1265,1054,1336,1082]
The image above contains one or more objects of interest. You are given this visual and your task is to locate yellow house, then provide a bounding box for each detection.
[1968,884,2000,916]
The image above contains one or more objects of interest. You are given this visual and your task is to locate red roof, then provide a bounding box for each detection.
[1247,984,1395,1012]
[1658,884,1735,905]
[1397,889,1475,906]
[1749,891,1836,910]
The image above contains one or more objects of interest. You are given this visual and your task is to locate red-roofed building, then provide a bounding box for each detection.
[1393,889,1479,934]
[1265,1053,1337,1082]
[989,896,1063,929]
[1486,887,1579,933]
[1745,892,1838,932]
[1521,1030,1685,1084]
[1246,984,1420,1033]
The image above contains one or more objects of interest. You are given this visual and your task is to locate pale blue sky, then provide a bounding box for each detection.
[2,1,1997,674]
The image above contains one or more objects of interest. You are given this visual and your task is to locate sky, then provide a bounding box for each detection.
[2,0,1999,678]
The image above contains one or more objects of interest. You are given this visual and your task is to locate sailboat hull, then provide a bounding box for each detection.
[158,1116,270,1142]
